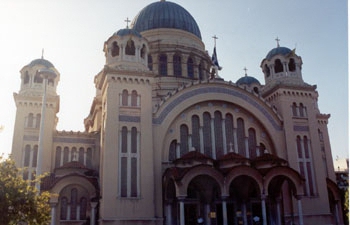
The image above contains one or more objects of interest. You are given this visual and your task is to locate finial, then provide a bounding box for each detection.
[124,17,131,28]
[275,37,280,47]
[212,35,218,47]
[243,67,248,76]
[41,48,44,59]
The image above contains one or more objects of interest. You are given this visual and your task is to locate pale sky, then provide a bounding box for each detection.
[0,0,348,160]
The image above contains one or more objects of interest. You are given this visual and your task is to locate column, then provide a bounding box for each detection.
[261,195,267,225]
[182,54,189,77]
[176,143,181,158]
[204,204,211,225]
[242,201,248,225]
[222,198,228,225]
[233,128,238,153]
[222,119,227,155]
[334,200,340,225]
[90,202,98,225]
[50,203,57,225]
[210,118,216,158]
[178,198,185,225]
[276,197,282,225]
[166,202,172,225]
[199,127,204,154]
[188,135,193,151]
[297,196,304,225]
[60,148,64,166]
[244,137,249,158]
[67,205,71,221]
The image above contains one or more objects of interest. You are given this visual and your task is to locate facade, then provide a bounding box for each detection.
[10,1,343,225]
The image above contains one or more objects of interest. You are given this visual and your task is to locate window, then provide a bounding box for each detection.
[248,128,257,158]
[198,62,203,80]
[63,147,69,165]
[237,118,245,156]
[24,145,31,167]
[191,115,200,152]
[27,113,34,128]
[35,113,41,128]
[225,114,234,152]
[292,102,298,116]
[125,39,135,55]
[78,147,85,165]
[180,124,189,156]
[264,64,270,77]
[296,135,316,196]
[168,140,177,162]
[34,73,43,83]
[140,44,146,59]
[131,90,138,107]
[119,126,139,198]
[32,145,38,167]
[187,57,194,78]
[55,147,62,168]
[122,89,128,106]
[173,54,182,77]
[203,112,212,157]
[214,111,223,158]
[24,71,30,84]
[274,59,283,73]
[148,54,153,71]
[86,148,93,168]
[288,58,296,71]
[112,41,119,57]
[159,54,168,76]
[70,188,78,220]
[60,197,68,220]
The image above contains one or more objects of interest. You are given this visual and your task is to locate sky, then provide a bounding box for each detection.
[0,0,348,160]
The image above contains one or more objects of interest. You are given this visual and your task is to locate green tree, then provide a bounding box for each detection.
[0,156,51,225]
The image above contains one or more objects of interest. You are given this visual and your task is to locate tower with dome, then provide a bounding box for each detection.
[10,1,343,225]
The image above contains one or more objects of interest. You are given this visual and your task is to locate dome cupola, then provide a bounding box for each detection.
[260,38,303,87]
[19,57,60,96]
[104,26,149,71]
[131,0,201,39]
[236,68,261,94]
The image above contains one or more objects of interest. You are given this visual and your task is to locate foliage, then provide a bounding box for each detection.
[345,188,349,222]
[0,156,51,225]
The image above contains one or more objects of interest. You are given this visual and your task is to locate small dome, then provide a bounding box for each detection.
[131,1,202,39]
[28,58,54,68]
[265,46,292,60]
[236,76,261,86]
[115,28,142,38]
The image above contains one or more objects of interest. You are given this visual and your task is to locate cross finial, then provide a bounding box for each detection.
[243,67,248,76]
[275,37,280,47]
[125,17,131,28]
[212,35,218,47]
[41,48,44,59]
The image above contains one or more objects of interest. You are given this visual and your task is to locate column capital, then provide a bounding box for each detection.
[90,201,98,208]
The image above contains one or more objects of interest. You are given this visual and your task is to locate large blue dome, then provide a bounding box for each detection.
[28,58,54,68]
[236,76,261,86]
[266,46,292,60]
[130,1,202,39]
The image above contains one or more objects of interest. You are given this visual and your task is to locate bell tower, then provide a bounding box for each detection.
[11,57,60,179]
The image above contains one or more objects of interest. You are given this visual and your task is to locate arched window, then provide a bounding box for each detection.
[111,41,119,57]
[34,73,43,83]
[173,54,182,77]
[225,113,234,152]
[24,71,30,84]
[71,147,77,161]
[299,103,305,117]
[198,62,203,80]
[191,115,200,152]
[24,145,31,167]
[131,90,138,107]
[27,113,34,128]
[264,64,270,77]
[180,124,189,156]
[125,39,135,55]
[187,57,194,78]
[288,58,296,71]
[35,113,41,128]
[140,44,146,59]
[63,147,69,165]
[130,127,138,197]
[292,102,298,116]
[122,89,128,106]
[237,118,245,156]
[70,188,78,220]
[55,147,61,168]
[79,147,85,165]
[203,112,212,157]
[148,54,153,71]
[120,126,128,197]
[32,145,38,167]
[159,54,168,76]
[60,197,68,220]
[274,59,283,73]
[214,111,223,158]
[248,128,257,158]
[169,140,177,161]
[86,148,93,168]
[80,197,87,220]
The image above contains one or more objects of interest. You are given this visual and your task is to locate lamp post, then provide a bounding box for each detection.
[36,68,56,192]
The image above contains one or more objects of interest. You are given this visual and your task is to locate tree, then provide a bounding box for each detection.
[0,156,51,225]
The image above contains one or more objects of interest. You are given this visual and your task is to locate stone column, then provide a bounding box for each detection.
[50,203,57,225]
[233,128,238,153]
[90,202,98,225]
[261,195,267,225]
[222,197,228,225]
[178,197,185,225]
[276,197,282,225]
[296,196,304,225]
[244,137,249,158]
[165,201,172,225]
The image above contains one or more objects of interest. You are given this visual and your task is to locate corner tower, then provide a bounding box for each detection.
[11,58,60,179]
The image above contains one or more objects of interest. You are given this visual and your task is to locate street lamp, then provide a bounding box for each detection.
[36,68,56,192]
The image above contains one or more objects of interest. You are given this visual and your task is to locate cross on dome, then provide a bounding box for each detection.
[125,17,131,28]
[243,67,248,76]
[275,37,280,47]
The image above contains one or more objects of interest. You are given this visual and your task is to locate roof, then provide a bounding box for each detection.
[131,1,202,39]
[236,75,261,86]
[265,46,292,60]
[115,28,142,38]
[28,58,54,68]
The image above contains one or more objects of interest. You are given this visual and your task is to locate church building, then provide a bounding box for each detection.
[11,1,343,225]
